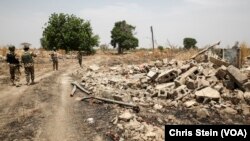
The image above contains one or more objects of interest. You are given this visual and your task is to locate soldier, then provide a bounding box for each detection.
[6,45,21,86]
[21,45,37,85]
[77,50,83,68]
[50,47,59,70]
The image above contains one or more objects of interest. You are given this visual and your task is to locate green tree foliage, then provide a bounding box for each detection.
[111,20,139,54]
[183,38,197,49]
[158,45,164,52]
[41,13,99,54]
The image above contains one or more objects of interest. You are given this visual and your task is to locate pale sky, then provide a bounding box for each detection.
[0,0,249,48]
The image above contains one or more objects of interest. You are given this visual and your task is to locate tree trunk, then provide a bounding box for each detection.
[118,46,123,54]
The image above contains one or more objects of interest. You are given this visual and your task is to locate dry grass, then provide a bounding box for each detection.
[94,48,198,66]
[240,42,250,65]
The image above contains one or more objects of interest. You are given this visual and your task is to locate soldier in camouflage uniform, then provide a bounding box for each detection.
[77,50,83,68]
[50,47,59,70]
[21,45,37,85]
[6,45,21,86]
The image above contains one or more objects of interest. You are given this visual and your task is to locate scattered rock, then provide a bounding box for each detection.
[221,107,237,115]
[89,64,100,71]
[184,100,197,107]
[244,92,250,105]
[153,104,163,110]
[196,108,210,119]
[119,111,134,121]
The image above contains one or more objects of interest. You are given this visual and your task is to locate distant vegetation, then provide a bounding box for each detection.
[183,37,197,49]
[41,13,99,54]
[111,20,139,54]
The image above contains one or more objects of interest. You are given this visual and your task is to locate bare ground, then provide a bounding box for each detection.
[0,57,116,141]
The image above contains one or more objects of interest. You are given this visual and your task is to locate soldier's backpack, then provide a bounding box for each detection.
[22,52,33,64]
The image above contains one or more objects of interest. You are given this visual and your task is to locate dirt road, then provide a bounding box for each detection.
[0,58,115,141]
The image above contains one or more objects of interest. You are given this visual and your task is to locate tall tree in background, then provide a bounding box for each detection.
[183,37,197,49]
[111,20,138,54]
[41,13,99,53]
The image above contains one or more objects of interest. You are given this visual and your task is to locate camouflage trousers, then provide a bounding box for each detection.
[9,65,20,84]
[78,58,82,67]
[53,60,58,70]
[24,66,35,83]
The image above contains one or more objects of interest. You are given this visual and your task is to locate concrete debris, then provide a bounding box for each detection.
[210,57,229,67]
[220,107,238,115]
[86,118,95,124]
[196,108,210,119]
[175,66,198,86]
[195,87,220,100]
[89,64,100,71]
[215,66,227,79]
[156,69,178,83]
[72,55,250,139]
[244,92,250,105]
[147,70,158,80]
[184,100,197,107]
[243,82,250,92]
[162,58,168,64]
[119,111,134,121]
[155,82,175,90]
[153,104,163,110]
[227,65,248,90]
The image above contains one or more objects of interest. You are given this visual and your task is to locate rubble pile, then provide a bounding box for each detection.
[74,57,250,141]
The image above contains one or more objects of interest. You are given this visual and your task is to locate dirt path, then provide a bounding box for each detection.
[0,58,115,141]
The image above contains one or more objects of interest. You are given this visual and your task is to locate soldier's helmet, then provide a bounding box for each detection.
[53,47,56,51]
[8,45,15,52]
[23,45,29,50]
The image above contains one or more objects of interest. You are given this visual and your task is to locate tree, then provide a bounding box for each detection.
[111,20,138,54]
[41,13,99,54]
[183,38,197,49]
[158,45,164,52]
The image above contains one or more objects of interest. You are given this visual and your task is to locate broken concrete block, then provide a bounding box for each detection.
[157,89,168,99]
[156,69,178,83]
[169,59,177,65]
[227,65,248,90]
[155,60,163,67]
[186,78,198,89]
[221,107,237,115]
[198,78,210,87]
[210,57,229,67]
[147,71,158,80]
[184,100,197,108]
[215,65,227,79]
[244,92,250,105]
[243,82,250,92]
[155,82,175,90]
[214,84,223,92]
[206,76,218,84]
[172,85,189,99]
[231,90,244,105]
[119,111,134,121]
[201,68,208,76]
[175,66,198,86]
[153,104,163,110]
[180,64,191,73]
[195,87,220,100]
[89,64,100,71]
[223,79,236,90]
[162,58,168,64]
